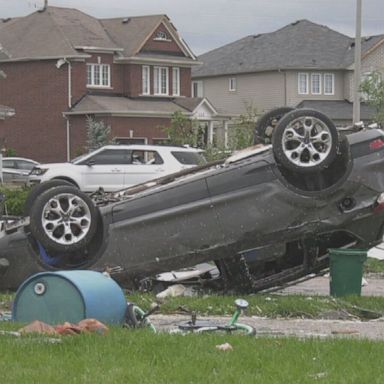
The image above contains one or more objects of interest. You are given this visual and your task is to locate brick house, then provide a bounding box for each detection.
[0,69,14,122]
[192,20,384,126]
[0,7,223,162]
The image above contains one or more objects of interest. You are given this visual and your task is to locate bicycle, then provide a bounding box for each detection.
[176,299,256,336]
[124,302,158,333]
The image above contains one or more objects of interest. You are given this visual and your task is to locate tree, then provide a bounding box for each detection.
[161,111,198,146]
[360,71,384,125]
[227,103,258,150]
[85,116,111,152]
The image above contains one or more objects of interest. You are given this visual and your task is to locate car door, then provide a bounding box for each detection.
[79,149,128,191]
[123,150,166,187]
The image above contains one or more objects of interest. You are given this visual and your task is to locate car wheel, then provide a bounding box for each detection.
[29,185,98,253]
[254,107,294,144]
[272,109,339,173]
[24,179,74,215]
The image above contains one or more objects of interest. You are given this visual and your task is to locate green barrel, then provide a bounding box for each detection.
[329,248,367,297]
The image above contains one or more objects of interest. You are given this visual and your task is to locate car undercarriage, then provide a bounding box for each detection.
[1,108,384,292]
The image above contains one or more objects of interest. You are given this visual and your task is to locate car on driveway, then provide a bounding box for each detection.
[1,157,39,184]
[2,109,384,291]
[28,145,206,192]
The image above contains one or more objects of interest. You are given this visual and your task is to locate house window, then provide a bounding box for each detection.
[192,81,203,97]
[172,67,180,96]
[114,137,147,145]
[229,77,236,91]
[153,138,171,145]
[154,66,169,95]
[324,73,335,95]
[87,64,110,87]
[142,66,150,95]
[298,73,309,94]
[311,73,322,95]
[154,31,169,41]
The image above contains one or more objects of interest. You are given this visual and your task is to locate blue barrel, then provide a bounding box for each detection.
[12,270,127,325]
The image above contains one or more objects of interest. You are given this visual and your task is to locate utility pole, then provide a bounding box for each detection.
[353,0,362,124]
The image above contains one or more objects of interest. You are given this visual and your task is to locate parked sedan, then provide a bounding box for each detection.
[28,145,206,192]
[1,157,39,183]
[2,109,384,291]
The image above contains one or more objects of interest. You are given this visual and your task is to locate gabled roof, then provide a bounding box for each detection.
[0,6,117,60]
[100,15,164,58]
[0,7,196,62]
[192,19,384,78]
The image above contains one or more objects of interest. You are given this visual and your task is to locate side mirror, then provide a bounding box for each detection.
[86,160,95,167]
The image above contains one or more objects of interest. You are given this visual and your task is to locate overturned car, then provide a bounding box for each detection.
[1,108,384,291]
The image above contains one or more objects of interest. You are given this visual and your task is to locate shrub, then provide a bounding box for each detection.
[0,186,30,216]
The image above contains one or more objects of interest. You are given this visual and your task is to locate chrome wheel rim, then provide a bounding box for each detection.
[41,193,92,245]
[281,116,333,167]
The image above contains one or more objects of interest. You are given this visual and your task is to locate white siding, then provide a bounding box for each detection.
[195,71,286,116]
[343,71,354,101]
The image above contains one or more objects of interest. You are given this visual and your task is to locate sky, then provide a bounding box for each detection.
[0,0,383,55]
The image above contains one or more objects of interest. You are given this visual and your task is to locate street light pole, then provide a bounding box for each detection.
[353,0,362,124]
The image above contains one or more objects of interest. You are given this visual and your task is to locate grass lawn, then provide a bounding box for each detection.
[2,289,384,383]
[0,326,384,384]
[1,261,384,383]
[127,292,384,320]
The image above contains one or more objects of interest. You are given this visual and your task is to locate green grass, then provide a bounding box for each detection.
[3,291,384,320]
[127,292,384,320]
[0,327,383,383]
[365,257,384,273]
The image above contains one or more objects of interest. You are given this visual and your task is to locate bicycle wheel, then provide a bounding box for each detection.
[124,303,157,333]
[230,322,256,336]
[178,320,255,336]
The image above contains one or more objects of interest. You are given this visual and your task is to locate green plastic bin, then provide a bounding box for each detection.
[329,248,367,297]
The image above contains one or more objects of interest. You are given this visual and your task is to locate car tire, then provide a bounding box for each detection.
[24,179,74,216]
[254,107,294,144]
[29,185,98,253]
[272,109,339,173]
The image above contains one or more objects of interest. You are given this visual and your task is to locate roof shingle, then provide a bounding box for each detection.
[192,20,384,78]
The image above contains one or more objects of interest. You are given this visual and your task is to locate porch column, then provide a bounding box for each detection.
[224,120,229,148]
[208,121,214,145]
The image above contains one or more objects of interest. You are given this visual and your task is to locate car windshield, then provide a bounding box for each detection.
[71,154,87,164]
[171,151,206,165]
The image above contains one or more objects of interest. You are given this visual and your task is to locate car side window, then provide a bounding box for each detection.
[85,149,130,165]
[130,150,164,165]
[17,160,36,170]
[2,159,15,169]
[171,151,206,165]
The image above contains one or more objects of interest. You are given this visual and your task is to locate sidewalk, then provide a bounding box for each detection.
[274,274,384,296]
[151,314,384,340]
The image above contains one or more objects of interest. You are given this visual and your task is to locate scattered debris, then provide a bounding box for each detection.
[19,320,57,335]
[0,330,21,337]
[309,372,328,380]
[215,342,233,351]
[155,263,219,284]
[0,311,12,321]
[331,329,360,335]
[156,284,195,299]
[18,318,109,336]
